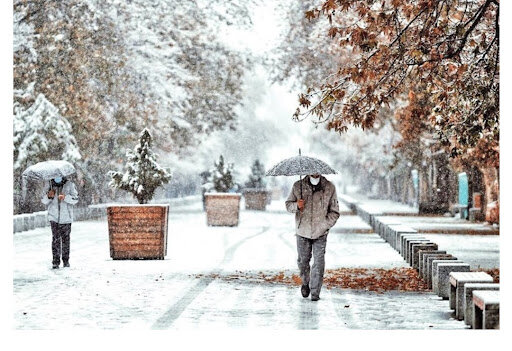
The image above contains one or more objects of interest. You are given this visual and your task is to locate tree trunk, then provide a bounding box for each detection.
[480,167,499,214]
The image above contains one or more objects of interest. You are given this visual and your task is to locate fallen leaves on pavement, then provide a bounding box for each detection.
[193,267,429,293]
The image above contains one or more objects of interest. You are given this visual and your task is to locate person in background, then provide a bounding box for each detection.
[41,176,79,269]
[285,173,340,301]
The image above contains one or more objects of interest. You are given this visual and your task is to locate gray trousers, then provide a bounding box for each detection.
[50,221,71,265]
[296,234,328,297]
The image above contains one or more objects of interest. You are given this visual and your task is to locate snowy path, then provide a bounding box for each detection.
[13,199,468,329]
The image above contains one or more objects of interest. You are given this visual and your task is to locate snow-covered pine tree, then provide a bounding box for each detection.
[245,159,266,189]
[13,91,82,213]
[109,128,172,204]
[211,155,235,193]
[13,92,82,174]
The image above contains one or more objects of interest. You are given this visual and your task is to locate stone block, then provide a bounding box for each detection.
[435,262,470,299]
[464,283,499,326]
[29,215,36,230]
[34,212,47,228]
[399,234,425,256]
[375,217,400,239]
[388,225,416,251]
[406,239,430,263]
[472,290,500,329]
[427,256,456,288]
[469,208,484,222]
[449,272,494,320]
[13,217,20,233]
[411,244,438,270]
[419,251,446,279]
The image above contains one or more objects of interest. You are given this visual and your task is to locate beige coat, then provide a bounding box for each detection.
[285,175,340,239]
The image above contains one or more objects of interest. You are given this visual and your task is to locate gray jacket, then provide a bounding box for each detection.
[285,175,340,239]
[41,181,79,224]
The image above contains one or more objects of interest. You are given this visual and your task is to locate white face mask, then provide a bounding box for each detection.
[310,176,320,185]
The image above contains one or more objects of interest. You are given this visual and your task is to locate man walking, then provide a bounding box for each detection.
[41,176,79,269]
[286,173,340,301]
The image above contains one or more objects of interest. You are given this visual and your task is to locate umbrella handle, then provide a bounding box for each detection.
[300,175,302,199]
[299,148,302,199]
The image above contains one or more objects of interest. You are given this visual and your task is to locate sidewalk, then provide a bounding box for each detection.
[13,197,478,329]
[341,194,499,270]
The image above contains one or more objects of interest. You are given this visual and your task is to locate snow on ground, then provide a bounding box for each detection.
[383,215,499,234]
[346,195,420,215]
[421,234,499,270]
[13,197,475,329]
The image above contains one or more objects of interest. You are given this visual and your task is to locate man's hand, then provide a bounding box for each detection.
[47,190,55,199]
[58,194,66,201]
[297,199,305,211]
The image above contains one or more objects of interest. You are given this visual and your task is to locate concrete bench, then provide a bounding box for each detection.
[381,222,395,242]
[419,251,446,279]
[435,262,470,299]
[389,225,417,251]
[400,234,425,256]
[374,217,401,239]
[339,194,359,213]
[405,239,430,262]
[23,215,35,231]
[469,208,484,222]
[369,213,384,231]
[411,244,438,270]
[355,206,371,224]
[449,272,494,320]
[33,212,47,227]
[13,216,24,232]
[464,283,499,326]
[453,204,468,219]
[472,290,500,329]
[427,256,456,289]
[383,224,404,246]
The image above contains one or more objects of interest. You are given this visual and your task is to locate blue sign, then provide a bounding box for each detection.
[458,172,469,219]
[411,169,419,190]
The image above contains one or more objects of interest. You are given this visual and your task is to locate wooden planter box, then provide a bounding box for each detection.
[205,193,241,226]
[107,205,169,259]
[243,189,270,211]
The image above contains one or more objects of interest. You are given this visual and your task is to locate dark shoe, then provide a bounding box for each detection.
[52,264,59,269]
[311,295,320,301]
[63,262,70,268]
[301,285,310,298]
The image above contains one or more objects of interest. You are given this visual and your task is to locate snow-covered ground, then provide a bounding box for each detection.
[12,197,491,329]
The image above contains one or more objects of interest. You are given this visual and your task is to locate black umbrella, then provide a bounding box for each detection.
[265,149,337,198]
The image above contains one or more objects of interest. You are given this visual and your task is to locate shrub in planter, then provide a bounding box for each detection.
[108,128,172,259]
[204,155,241,226]
[243,159,270,210]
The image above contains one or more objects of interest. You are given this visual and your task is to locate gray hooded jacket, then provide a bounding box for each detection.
[41,180,79,224]
[285,175,340,239]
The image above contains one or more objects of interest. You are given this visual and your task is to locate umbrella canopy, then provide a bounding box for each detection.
[22,160,76,181]
[265,150,337,177]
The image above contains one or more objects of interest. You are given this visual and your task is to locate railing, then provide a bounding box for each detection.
[13,204,109,233]
[12,196,201,233]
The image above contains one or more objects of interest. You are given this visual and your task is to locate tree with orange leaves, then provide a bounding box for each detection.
[293,0,498,164]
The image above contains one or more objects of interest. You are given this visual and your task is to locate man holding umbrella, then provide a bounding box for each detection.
[41,176,79,269]
[267,150,340,301]
[24,160,79,269]
[285,173,340,301]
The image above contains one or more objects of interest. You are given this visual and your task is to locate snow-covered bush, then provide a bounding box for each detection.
[245,159,266,189]
[109,128,172,204]
[13,93,82,173]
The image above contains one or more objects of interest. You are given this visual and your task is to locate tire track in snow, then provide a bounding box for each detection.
[151,224,272,329]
